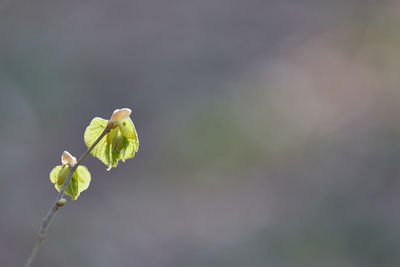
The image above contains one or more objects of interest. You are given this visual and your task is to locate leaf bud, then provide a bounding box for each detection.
[61,151,77,167]
[56,198,67,207]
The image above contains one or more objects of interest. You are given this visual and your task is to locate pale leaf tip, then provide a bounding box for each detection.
[61,151,77,167]
[110,108,132,124]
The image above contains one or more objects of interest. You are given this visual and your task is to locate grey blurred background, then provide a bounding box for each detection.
[1,0,400,266]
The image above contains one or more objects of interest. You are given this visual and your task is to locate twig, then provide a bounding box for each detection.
[24,127,110,267]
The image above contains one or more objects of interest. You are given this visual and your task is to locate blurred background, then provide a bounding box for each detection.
[1,0,400,266]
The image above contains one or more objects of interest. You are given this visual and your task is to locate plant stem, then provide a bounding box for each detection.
[25,127,110,267]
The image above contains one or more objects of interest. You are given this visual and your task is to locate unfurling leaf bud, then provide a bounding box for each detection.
[56,198,67,207]
[84,108,138,170]
[61,151,77,167]
[50,162,91,200]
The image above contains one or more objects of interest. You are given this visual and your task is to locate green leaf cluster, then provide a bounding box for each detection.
[84,117,139,170]
[48,108,139,200]
[49,165,91,200]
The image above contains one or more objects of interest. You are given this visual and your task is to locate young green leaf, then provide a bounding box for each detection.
[84,117,111,167]
[49,165,91,200]
[75,166,91,192]
[49,151,92,200]
[84,109,139,170]
[49,166,63,184]
[64,173,79,200]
